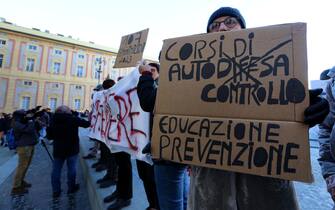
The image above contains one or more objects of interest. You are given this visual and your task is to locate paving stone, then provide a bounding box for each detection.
[0,143,90,210]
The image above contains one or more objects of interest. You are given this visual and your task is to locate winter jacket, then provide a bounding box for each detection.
[47,113,90,158]
[326,78,335,115]
[137,72,158,139]
[188,167,299,210]
[318,79,335,179]
[13,120,39,147]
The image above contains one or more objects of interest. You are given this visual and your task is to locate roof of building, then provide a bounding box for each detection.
[0,21,118,54]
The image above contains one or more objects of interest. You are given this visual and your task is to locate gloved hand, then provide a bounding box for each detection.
[304,88,329,127]
[142,142,151,154]
[71,110,79,117]
[326,174,335,201]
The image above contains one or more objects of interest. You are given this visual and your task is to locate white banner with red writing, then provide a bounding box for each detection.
[88,69,152,164]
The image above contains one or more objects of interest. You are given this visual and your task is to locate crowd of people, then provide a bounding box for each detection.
[3,5,335,210]
[0,112,13,148]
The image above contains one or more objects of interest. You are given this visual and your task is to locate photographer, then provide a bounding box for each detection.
[11,109,40,195]
[47,105,90,198]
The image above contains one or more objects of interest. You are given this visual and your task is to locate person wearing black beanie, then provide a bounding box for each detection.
[206,7,246,32]
[188,6,330,210]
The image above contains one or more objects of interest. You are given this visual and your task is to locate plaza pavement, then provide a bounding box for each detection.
[0,128,333,210]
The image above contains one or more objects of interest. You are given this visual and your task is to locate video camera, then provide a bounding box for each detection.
[13,106,45,124]
[24,106,45,120]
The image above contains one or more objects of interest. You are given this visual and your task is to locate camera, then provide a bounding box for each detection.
[13,106,45,124]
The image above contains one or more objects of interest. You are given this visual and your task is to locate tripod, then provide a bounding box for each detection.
[40,138,54,162]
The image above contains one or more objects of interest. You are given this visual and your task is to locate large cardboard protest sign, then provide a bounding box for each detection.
[152,23,312,182]
[89,69,151,164]
[114,29,149,68]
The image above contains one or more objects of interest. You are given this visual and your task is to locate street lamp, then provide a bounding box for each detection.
[95,57,105,84]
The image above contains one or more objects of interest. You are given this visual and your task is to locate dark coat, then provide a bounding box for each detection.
[0,118,5,132]
[47,113,90,158]
[12,120,39,147]
[137,73,157,139]
[318,79,335,179]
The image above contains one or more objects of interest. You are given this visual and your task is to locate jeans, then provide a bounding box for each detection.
[154,163,189,210]
[51,154,78,193]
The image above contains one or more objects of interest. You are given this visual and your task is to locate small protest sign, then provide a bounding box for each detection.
[114,29,149,68]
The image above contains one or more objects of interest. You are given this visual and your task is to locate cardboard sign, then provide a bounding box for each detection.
[89,69,152,164]
[152,23,312,182]
[114,29,149,68]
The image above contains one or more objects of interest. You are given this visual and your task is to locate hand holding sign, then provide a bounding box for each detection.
[139,64,151,74]
[304,88,329,127]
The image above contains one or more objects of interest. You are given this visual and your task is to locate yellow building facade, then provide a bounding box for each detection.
[0,20,133,113]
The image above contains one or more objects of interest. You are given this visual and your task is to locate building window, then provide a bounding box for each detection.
[78,54,85,59]
[21,96,30,110]
[28,45,37,51]
[75,85,82,90]
[54,49,62,55]
[25,58,35,72]
[74,99,81,110]
[0,54,3,68]
[0,39,6,47]
[53,62,61,74]
[76,65,84,77]
[23,81,32,86]
[52,83,59,89]
[94,70,100,79]
[49,98,57,111]
[94,57,104,80]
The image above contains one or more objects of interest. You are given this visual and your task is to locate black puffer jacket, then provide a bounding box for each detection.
[137,72,157,138]
[47,113,90,158]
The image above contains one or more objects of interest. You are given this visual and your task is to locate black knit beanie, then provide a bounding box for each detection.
[207,7,246,32]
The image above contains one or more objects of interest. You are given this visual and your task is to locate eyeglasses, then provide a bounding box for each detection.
[208,17,239,32]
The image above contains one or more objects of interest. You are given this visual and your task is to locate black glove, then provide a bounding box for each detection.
[142,142,151,154]
[71,110,79,117]
[304,88,329,127]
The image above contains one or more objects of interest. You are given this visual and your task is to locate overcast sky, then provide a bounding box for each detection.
[2,0,335,82]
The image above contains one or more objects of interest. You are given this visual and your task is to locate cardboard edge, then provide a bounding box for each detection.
[161,22,304,43]
[291,23,309,122]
